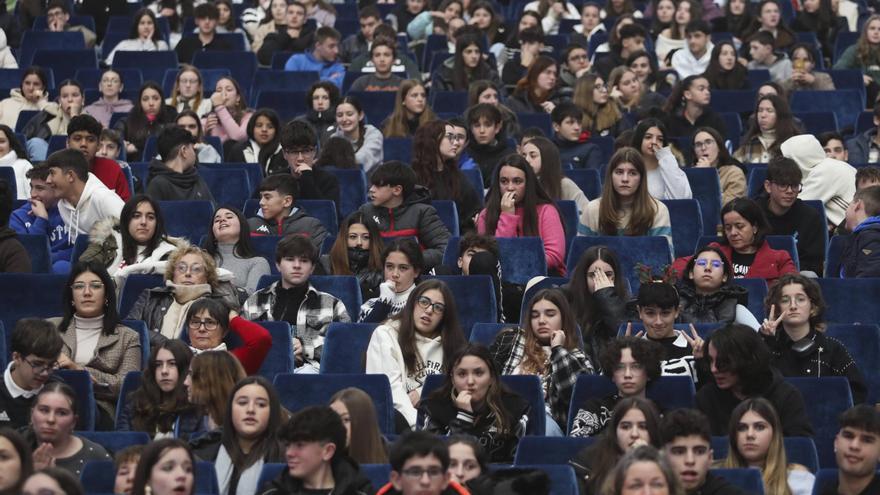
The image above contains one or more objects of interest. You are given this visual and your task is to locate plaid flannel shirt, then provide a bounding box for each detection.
[241,281,351,362]
[488,327,594,425]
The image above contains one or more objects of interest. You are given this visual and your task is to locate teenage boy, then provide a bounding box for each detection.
[357,161,450,270]
[846,101,880,164]
[261,406,372,494]
[570,337,663,437]
[841,185,880,278]
[45,148,124,243]
[559,45,590,95]
[436,233,513,322]
[97,129,123,161]
[113,445,143,495]
[661,409,746,495]
[257,0,315,66]
[349,24,421,80]
[856,166,880,190]
[818,405,880,495]
[746,31,792,83]
[285,27,346,89]
[0,318,64,429]
[243,235,350,373]
[146,126,214,203]
[820,131,849,162]
[466,103,514,179]
[671,20,714,79]
[9,166,72,272]
[758,157,825,275]
[551,102,602,170]
[248,174,329,249]
[340,5,381,63]
[349,36,403,92]
[67,114,130,201]
[46,0,96,47]
[446,118,475,171]
[280,120,339,203]
[377,431,468,495]
[594,23,647,79]
[174,3,232,64]
[501,27,545,89]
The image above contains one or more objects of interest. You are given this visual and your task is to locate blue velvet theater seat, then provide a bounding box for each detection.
[684,168,723,235]
[710,468,765,494]
[709,90,758,114]
[157,200,214,241]
[19,31,85,67]
[817,278,880,324]
[254,90,310,121]
[430,275,498,331]
[54,369,96,431]
[516,112,553,137]
[114,371,141,428]
[513,437,595,465]
[430,91,468,114]
[118,274,164,318]
[77,431,150,454]
[192,51,257,96]
[791,90,864,131]
[273,373,395,434]
[120,319,151,368]
[256,321,295,381]
[17,234,51,273]
[732,277,768,320]
[0,273,67,345]
[787,376,854,468]
[441,236,547,285]
[461,168,485,206]
[469,323,518,346]
[319,322,378,374]
[198,167,251,208]
[431,200,460,237]
[384,137,413,164]
[348,91,396,126]
[563,169,602,201]
[557,200,578,246]
[825,234,849,278]
[113,51,179,87]
[32,49,97,82]
[661,199,704,258]
[567,236,672,292]
[325,167,367,218]
[796,112,840,135]
[826,324,880,404]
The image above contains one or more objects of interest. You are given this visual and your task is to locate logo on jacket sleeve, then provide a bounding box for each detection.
[256,225,271,234]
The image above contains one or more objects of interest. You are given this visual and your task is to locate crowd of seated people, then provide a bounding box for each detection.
[1,0,880,493]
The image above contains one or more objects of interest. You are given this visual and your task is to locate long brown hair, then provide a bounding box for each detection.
[383,80,436,138]
[391,279,467,375]
[215,76,250,123]
[130,339,195,434]
[515,55,557,106]
[857,15,880,65]
[329,387,388,464]
[170,65,204,109]
[520,289,580,375]
[329,212,384,276]
[221,377,284,475]
[723,398,792,495]
[574,74,622,133]
[598,147,658,236]
[737,94,799,158]
[189,351,246,426]
[412,119,462,199]
[482,154,557,237]
[524,136,563,200]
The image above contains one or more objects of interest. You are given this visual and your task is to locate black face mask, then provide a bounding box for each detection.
[348,247,370,268]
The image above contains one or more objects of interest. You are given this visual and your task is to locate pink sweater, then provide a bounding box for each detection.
[476,203,567,275]
[204,105,252,143]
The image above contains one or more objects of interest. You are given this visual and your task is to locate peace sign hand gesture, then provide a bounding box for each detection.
[624,321,645,339]
[682,324,705,359]
[760,304,787,337]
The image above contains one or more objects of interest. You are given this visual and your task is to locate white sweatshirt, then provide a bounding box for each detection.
[0,150,32,199]
[365,319,445,427]
[58,173,125,244]
[781,134,856,227]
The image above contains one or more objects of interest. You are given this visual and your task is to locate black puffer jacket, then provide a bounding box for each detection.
[318,248,383,300]
[258,456,373,495]
[676,280,748,324]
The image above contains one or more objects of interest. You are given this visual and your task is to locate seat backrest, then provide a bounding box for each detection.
[731,277,768,320]
[709,90,758,113]
[198,168,251,209]
[296,199,340,238]
[196,461,220,494]
[32,49,97,81]
[513,437,595,465]
[192,51,257,97]
[430,275,497,333]
[76,431,150,455]
[0,273,67,345]
[80,460,117,493]
[273,373,395,434]
[461,168,485,205]
[383,137,413,164]
[256,321,295,380]
[826,324,880,404]
[325,167,366,218]
[121,319,152,367]
[0,322,5,370]
[254,90,310,121]
[710,468,765,494]
[257,463,286,493]
[19,31,86,67]
[684,168,722,235]
[563,168,601,201]
[469,323,517,346]
[319,322,378,374]
[55,369,96,431]
[516,113,553,136]
[157,200,214,241]
[16,234,51,272]
[791,90,864,131]
[556,200,578,246]
[787,376,854,468]
[112,51,179,85]
[661,199,704,258]
[114,370,142,427]
[430,200,460,238]
[817,278,880,324]
[118,274,165,318]
[441,236,547,286]
[309,275,363,318]
[825,234,848,278]
[567,236,672,292]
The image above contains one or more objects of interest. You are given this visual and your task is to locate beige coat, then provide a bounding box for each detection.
[0,88,49,128]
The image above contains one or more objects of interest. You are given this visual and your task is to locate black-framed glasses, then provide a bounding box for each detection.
[283,146,316,157]
[770,181,803,192]
[417,296,446,314]
[188,319,219,330]
[23,357,59,375]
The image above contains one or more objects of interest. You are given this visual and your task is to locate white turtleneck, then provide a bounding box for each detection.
[73,314,104,365]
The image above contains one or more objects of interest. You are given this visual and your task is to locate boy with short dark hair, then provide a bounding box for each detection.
[435,232,510,322]
[248,174,329,249]
[594,23,646,79]
[747,31,792,83]
[349,37,403,92]
[856,166,880,190]
[758,156,825,275]
[257,1,316,66]
[671,20,713,79]
[285,26,346,88]
[113,445,144,495]
[175,2,232,65]
[820,131,849,162]
[46,0,96,47]
[97,129,123,161]
[147,126,214,203]
[661,409,745,495]
[377,431,468,495]
[9,165,72,272]
[279,120,339,203]
[349,23,421,80]
[841,185,880,278]
[0,318,64,428]
[818,405,880,495]
[67,114,130,200]
[243,234,350,372]
[551,102,602,169]
[261,406,372,494]
[340,6,382,63]
[465,103,514,179]
[357,161,450,270]
[847,100,880,164]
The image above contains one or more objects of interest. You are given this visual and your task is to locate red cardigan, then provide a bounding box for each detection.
[672,241,797,285]
[228,316,272,375]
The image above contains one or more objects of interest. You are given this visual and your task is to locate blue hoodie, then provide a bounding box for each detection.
[9,202,72,272]
[284,51,345,89]
[841,215,880,278]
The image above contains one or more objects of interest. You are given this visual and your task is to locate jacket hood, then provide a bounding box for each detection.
[148,160,201,188]
[854,215,880,233]
[404,184,432,206]
[0,226,15,242]
[780,134,827,174]
[265,456,372,494]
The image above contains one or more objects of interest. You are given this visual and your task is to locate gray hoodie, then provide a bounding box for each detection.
[780,134,856,226]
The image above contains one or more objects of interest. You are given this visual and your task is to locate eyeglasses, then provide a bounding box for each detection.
[174,263,206,275]
[444,133,466,143]
[283,147,316,157]
[188,319,219,330]
[178,78,200,85]
[694,139,715,149]
[71,281,105,292]
[23,357,59,375]
[771,182,803,192]
[695,258,723,269]
[417,296,446,314]
[401,467,446,479]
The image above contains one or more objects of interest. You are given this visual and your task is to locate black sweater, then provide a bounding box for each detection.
[757,197,826,275]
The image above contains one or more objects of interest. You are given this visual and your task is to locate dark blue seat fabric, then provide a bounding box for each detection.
[257,464,286,493]
[201,162,261,198]
[718,112,743,149]
[118,274,164,317]
[567,236,672,292]
[855,111,874,135]
[112,51,179,86]
[512,464,578,495]
[273,373,395,434]
[15,110,40,132]
[791,90,864,130]
[709,90,758,114]
[195,461,220,494]
[469,323,518,346]
[325,167,367,218]
[17,234,51,272]
[114,371,142,427]
[120,319,151,368]
[361,464,392,490]
[419,374,546,435]
[710,468,765,494]
[80,460,117,493]
[157,200,214,241]
[661,199,704,258]
[199,167,251,209]
[441,236,547,285]
[319,322,378,374]
[817,278,880,324]
[76,431,150,454]
[19,31,86,67]
[711,436,820,473]
[513,437,595,465]
[827,324,880,404]
[256,321,295,380]
[731,278,768,320]
[746,165,767,198]
[461,168,485,206]
[516,113,553,136]
[746,69,771,88]
[557,200,578,246]
[0,322,5,370]
[383,137,413,164]
[192,51,257,97]
[685,168,723,235]
[55,369,96,431]
[431,275,498,330]
[296,199,340,238]
[788,376,854,468]
[0,273,66,346]
[0,68,55,89]
[348,91,396,126]
[32,49,97,82]
[563,168,601,200]
[431,200,460,237]
[254,90,310,121]
[825,234,848,278]
[430,91,467,114]
[796,111,840,135]
[46,134,68,155]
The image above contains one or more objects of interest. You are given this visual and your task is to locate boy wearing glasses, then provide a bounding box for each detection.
[378,431,468,495]
[758,157,825,275]
[0,318,64,429]
[260,406,373,495]
[280,120,339,204]
[243,234,350,373]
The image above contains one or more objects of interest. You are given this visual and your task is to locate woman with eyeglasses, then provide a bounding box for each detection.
[675,245,752,326]
[52,261,141,430]
[183,298,271,375]
[366,279,467,431]
[691,127,746,206]
[126,245,249,345]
